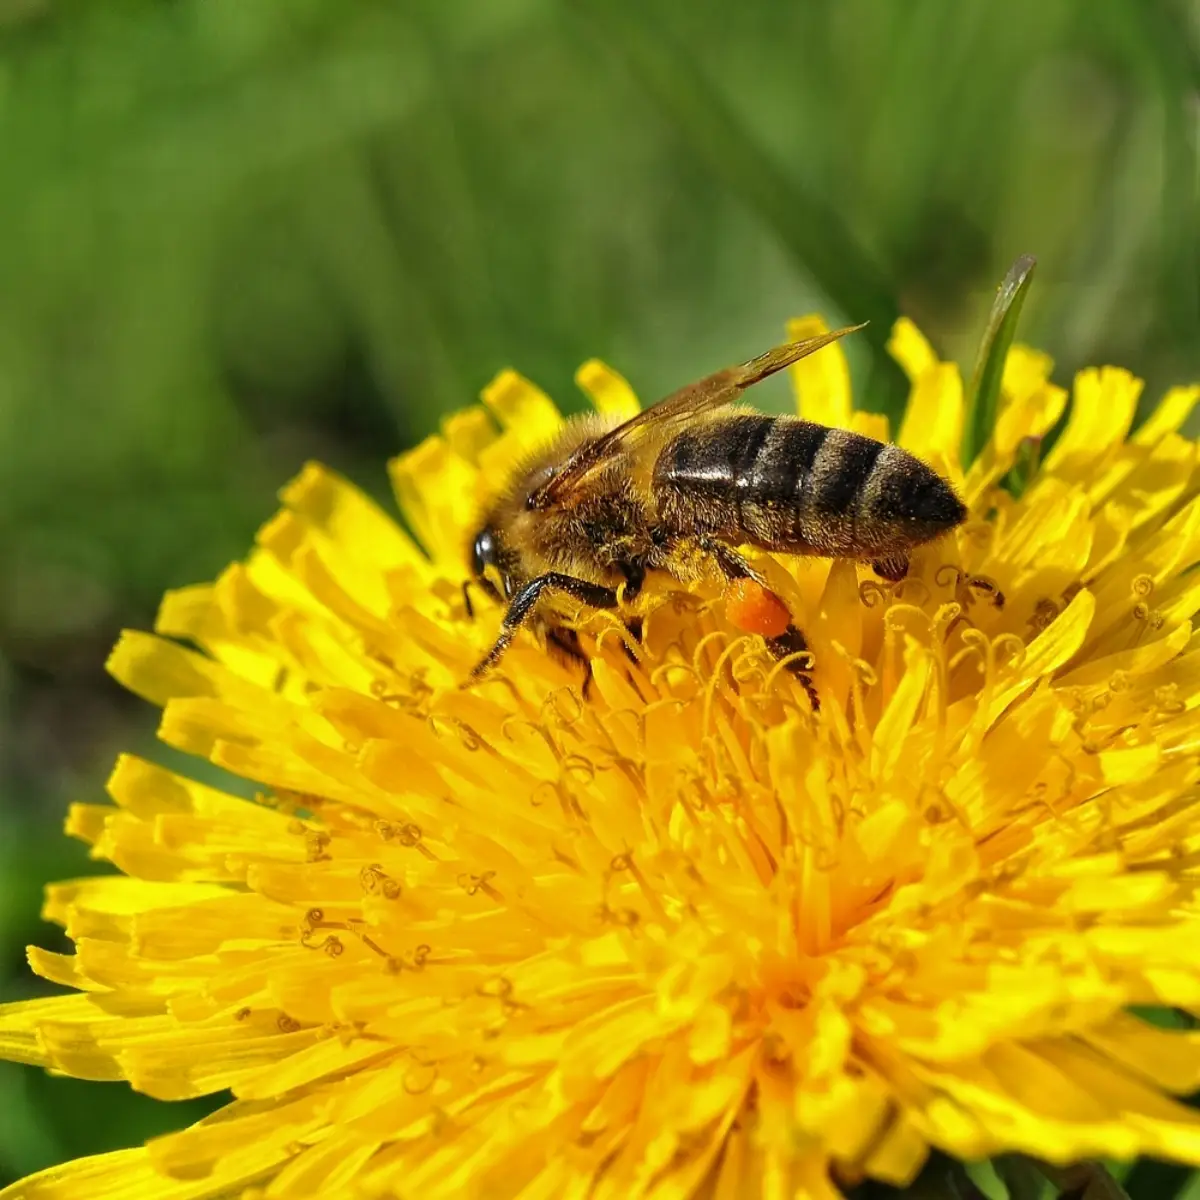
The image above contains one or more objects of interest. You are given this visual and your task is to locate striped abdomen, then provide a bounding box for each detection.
[650,414,965,560]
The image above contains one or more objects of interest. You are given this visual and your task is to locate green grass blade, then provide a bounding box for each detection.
[566,0,907,415]
[994,1156,1054,1200]
[1036,1159,1132,1200]
[963,255,1037,466]
[1124,1160,1196,1200]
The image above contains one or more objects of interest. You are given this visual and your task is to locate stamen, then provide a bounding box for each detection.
[893,577,932,606]
[731,649,770,688]
[1027,598,1061,635]
[426,714,482,751]
[702,635,754,739]
[469,671,526,710]
[858,580,889,609]
[541,686,584,729]
[965,575,1005,609]
[606,850,666,921]
[305,831,332,863]
[762,649,817,697]
[948,627,991,677]
[360,864,402,900]
[692,630,732,677]
[649,657,702,696]
[934,564,964,591]
[1132,602,1166,632]
[561,754,597,782]
[396,823,424,847]
[501,716,563,765]
[994,634,1027,671]
[476,975,514,999]
[457,871,502,901]
[403,1063,439,1095]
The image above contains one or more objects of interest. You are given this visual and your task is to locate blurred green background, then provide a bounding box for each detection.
[0,0,1197,1190]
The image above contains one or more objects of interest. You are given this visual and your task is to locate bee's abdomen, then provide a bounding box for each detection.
[653,414,958,558]
[652,414,832,537]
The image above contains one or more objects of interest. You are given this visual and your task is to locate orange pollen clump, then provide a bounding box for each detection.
[723,577,792,638]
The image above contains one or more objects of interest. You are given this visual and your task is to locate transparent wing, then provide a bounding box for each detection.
[530,323,866,510]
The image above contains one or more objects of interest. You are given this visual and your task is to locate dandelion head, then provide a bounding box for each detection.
[5,316,1200,1199]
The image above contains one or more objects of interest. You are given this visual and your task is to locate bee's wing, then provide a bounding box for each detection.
[531,323,866,509]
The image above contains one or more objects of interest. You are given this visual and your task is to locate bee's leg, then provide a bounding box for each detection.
[764,624,820,713]
[470,573,619,679]
[871,554,909,582]
[461,580,475,620]
[620,615,644,664]
[694,536,758,584]
[545,626,595,698]
[618,560,646,601]
[695,537,818,710]
[615,560,647,664]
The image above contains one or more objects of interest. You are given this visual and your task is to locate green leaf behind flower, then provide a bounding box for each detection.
[963,255,1037,467]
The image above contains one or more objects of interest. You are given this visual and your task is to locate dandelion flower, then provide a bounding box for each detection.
[5,317,1200,1199]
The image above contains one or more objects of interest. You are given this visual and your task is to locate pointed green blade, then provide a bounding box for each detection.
[1123,1159,1196,1200]
[963,255,1037,467]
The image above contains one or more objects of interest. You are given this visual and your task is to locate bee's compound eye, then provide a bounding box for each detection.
[471,529,497,578]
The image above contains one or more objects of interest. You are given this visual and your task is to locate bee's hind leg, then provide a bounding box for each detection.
[872,554,909,582]
[696,536,764,585]
[764,623,820,713]
[692,537,817,709]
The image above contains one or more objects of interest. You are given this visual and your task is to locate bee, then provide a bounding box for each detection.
[466,324,966,705]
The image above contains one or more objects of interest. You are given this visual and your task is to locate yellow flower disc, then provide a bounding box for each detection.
[4,318,1200,1199]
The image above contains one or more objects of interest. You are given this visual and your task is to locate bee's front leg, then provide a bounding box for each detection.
[470,573,619,679]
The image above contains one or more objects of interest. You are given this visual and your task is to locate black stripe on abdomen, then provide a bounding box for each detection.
[655,415,835,543]
[741,419,830,508]
[658,415,772,499]
[802,428,884,515]
[792,426,886,554]
[654,415,765,536]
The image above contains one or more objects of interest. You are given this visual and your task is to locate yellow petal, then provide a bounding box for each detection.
[1135,384,1200,446]
[888,317,938,382]
[441,405,497,464]
[279,461,420,572]
[388,435,478,566]
[481,368,562,447]
[787,314,853,429]
[575,359,640,421]
[1042,366,1143,482]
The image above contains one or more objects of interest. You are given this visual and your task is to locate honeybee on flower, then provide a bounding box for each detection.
[3,295,1200,1199]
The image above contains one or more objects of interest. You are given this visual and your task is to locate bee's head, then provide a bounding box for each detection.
[469,525,512,600]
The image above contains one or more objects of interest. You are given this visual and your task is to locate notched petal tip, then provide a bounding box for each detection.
[575,358,640,420]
